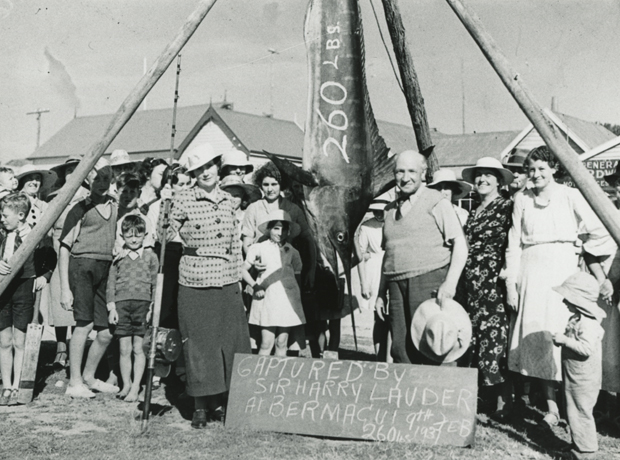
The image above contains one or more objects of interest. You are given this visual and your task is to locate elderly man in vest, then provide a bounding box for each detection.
[375,150,468,364]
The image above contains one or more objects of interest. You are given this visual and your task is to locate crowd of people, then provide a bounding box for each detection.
[0,142,618,457]
[365,147,619,458]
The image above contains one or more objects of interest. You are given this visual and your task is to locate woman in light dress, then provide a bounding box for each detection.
[504,146,612,427]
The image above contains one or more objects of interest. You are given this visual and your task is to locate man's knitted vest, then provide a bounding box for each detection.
[383,187,451,281]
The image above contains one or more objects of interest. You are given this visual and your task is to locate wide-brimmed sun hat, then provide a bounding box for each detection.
[222,148,254,173]
[427,169,472,200]
[16,164,57,194]
[553,272,606,321]
[257,210,301,240]
[462,157,515,186]
[411,298,472,363]
[220,175,261,203]
[109,149,135,168]
[368,198,390,212]
[51,155,82,177]
[185,143,221,173]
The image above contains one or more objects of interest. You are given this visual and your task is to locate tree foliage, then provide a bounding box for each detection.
[599,122,620,136]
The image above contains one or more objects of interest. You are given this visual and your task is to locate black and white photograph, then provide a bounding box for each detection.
[1,1,619,459]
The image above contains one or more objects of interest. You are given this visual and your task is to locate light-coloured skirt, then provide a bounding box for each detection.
[508,242,578,381]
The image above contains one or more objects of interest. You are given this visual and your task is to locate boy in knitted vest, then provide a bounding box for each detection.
[107,214,158,402]
[60,159,118,399]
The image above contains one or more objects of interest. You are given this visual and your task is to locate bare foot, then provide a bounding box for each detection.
[117,385,131,398]
[106,372,118,387]
[124,390,139,402]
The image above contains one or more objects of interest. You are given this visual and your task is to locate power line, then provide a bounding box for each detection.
[26,109,50,148]
[368,0,404,94]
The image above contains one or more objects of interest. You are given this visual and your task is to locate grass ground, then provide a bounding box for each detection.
[1,322,619,460]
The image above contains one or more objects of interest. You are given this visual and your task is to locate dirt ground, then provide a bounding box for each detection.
[0,310,619,460]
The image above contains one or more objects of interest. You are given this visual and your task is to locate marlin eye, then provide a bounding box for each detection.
[336,232,345,243]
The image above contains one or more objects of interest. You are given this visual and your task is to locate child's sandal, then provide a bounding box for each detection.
[54,350,68,367]
[7,389,19,406]
[0,388,11,406]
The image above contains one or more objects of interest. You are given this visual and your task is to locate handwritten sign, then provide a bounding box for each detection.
[226,354,478,446]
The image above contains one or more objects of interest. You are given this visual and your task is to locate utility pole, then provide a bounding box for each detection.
[268,48,279,117]
[461,59,466,134]
[26,109,50,148]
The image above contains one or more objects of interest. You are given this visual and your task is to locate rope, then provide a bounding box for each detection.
[368,0,404,94]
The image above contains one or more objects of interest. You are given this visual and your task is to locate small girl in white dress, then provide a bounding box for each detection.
[241,210,306,356]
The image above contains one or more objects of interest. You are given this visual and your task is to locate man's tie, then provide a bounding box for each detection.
[395,195,411,221]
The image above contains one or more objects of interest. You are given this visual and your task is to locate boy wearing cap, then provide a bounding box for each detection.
[552,272,606,458]
[59,159,119,398]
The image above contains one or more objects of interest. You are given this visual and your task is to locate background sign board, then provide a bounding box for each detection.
[563,159,618,188]
[226,354,478,446]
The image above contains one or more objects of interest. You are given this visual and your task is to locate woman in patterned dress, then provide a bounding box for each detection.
[168,144,250,428]
[459,158,514,416]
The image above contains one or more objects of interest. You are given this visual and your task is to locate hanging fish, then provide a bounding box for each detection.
[266,0,394,302]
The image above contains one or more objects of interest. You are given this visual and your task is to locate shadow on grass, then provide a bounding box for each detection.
[34,341,65,399]
[479,405,571,459]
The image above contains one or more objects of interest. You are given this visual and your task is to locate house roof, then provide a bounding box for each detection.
[176,106,305,160]
[28,102,519,170]
[28,103,219,161]
[580,135,620,161]
[434,130,521,166]
[552,111,616,150]
[500,109,616,159]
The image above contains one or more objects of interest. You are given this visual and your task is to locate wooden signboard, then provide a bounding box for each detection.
[226,354,478,446]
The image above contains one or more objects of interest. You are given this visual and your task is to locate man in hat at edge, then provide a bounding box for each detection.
[375,150,468,365]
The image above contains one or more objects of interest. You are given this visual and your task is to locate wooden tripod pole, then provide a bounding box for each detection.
[381,0,439,180]
[445,0,620,247]
[0,0,219,297]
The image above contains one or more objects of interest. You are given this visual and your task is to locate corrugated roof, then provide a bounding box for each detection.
[217,109,304,157]
[553,111,616,150]
[434,131,521,166]
[29,103,217,161]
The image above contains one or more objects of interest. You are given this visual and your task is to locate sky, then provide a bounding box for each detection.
[1,0,619,163]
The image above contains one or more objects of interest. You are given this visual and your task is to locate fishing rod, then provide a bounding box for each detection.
[142,54,182,431]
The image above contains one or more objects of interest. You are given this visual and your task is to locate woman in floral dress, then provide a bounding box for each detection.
[459,158,514,416]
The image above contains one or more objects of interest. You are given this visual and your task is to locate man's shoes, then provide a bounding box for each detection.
[191,409,207,429]
[570,449,599,459]
[87,379,119,394]
[540,411,560,429]
[66,384,96,399]
[489,409,512,423]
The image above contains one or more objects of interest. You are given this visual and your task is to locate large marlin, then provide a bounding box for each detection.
[268,0,394,296]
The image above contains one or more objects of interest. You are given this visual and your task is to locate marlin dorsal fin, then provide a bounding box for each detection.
[262,150,318,187]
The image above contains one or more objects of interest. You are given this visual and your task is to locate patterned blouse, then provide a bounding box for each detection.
[170,186,242,288]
